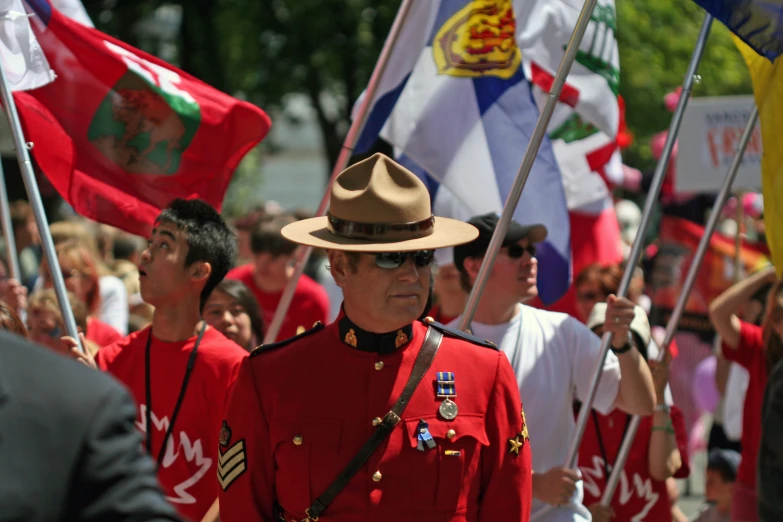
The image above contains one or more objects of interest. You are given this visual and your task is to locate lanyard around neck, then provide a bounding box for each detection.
[145,322,207,469]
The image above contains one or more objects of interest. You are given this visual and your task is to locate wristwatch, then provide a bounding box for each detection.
[654,403,670,413]
[610,331,634,355]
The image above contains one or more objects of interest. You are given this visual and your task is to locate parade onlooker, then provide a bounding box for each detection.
[49,220,129,335]
[9,199,41,289]
[574,262,644,324]
[95,199,248,522]
[691,449,740,522]
[203,279,264,351]
[579,303,690,522]
[709,266,780,522]
[430,247,467,324]
[39,241,122,348]
[0,299,27,337]
[0,329,183,522]
[226,213,329,341]
[759,357,783,521]
[28,288,98,357]
[451,212,655,522]
[0,255,27,318]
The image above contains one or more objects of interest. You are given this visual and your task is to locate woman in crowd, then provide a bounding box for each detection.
[39,241,122,348]
[575,262,644,323]
[27,288,98,357]
[0,300,27,337]
[709,266,781,522]
[203,279,264,351]
[579,303,690,522]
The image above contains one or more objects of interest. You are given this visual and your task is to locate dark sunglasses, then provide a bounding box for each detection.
[374,250,435,269]
[505,243,536,259]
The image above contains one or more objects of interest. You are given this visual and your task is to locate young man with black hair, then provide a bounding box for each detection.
[226,213,329,341]
[96,199,248,522]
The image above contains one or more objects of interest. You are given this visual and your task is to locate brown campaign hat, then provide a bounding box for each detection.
[281,153,478,252]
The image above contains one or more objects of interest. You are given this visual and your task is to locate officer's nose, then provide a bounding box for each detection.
[396,256,419,281]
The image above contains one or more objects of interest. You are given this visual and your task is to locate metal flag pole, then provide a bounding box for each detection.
[0,64,83,351]
[600,105,759,507]
[457,0,602,331]
[0,161,21,280]
[262,0,415,343]
[734,190,745,281]
[531,13,714,521]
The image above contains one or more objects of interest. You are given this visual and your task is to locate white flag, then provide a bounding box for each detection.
[0,0,54,90]
[50,0,92,26]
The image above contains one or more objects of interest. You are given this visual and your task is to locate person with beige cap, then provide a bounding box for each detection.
[218,153,533,522]
[450,214,655,522]
[578,303,689,522]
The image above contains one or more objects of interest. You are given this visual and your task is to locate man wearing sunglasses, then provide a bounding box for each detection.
[218,153,533,522]
[451,213,655,522]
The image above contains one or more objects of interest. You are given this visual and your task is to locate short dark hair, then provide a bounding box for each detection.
[250,214,297,257]
[212,279,264,347]
[156,199,237,309]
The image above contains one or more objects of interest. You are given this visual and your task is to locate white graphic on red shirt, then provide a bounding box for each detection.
[136,404,213,505]
[581,456,659,522]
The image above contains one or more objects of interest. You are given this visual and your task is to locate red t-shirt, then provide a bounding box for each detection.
[86,316,122,348]
[226,263,329,341]
[722,320,767,488]
[96,326,248,522]
[579,406,690,521]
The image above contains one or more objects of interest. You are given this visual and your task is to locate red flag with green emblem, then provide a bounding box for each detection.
[15,0,271,236]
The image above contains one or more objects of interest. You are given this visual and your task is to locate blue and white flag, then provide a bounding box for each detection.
[355,0,570,303]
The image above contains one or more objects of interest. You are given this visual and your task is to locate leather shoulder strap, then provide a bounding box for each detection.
[305,326,443,520]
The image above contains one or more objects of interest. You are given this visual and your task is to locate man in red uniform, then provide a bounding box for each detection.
[226,213,329,341]
[96,199,248,522]
[217,153,532,521]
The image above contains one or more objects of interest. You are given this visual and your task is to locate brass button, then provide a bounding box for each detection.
[293,435,303,445]
[374,361,384,371]
[372,471,383,482]
[372,417,382,427]
[446,429,456,439]
[423,316,434,324]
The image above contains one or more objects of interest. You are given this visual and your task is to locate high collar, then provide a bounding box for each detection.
[338,311,414,354]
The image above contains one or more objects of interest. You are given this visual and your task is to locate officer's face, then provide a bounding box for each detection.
[329,250,431,332]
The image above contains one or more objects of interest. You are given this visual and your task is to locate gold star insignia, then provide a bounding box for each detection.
[508,434,524,455]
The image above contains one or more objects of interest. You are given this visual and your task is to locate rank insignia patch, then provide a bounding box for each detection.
[508,409,530,456]
[217,424,246,491]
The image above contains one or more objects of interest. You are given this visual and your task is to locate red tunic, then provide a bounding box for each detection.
[218,319,532,522]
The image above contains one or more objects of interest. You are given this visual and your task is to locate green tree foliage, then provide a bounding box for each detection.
[84,0,753,176]
[617,0,752,171]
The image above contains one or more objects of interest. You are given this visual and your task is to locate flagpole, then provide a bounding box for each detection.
[0,161,21,280]
[262,0,415,343]
[0,68,83,351]
[599,105,758,507]
[530,13,714,521]
[457,0,602,331]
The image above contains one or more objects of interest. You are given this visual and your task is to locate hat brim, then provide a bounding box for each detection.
[281,216,479,252]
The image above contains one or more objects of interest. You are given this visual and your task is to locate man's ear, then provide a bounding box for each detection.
[191,261,212,283]
[463,257,482,281]
[327,250,348,288]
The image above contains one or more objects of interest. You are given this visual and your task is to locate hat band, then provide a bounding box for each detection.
[327,213,435,241]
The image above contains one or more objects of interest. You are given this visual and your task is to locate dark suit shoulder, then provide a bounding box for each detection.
[421,317,498,350]
[250,322,326,358]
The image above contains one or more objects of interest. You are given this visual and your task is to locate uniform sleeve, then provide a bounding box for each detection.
[722,320,764,370]
[670,406,690,479]
[478,351,532,522]
[69,384,182,522]
[218,357,275,522]
[570,318,620,415]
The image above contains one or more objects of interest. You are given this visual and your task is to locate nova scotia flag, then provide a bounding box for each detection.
[355,0,571,303]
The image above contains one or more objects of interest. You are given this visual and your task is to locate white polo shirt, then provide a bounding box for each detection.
[450,304,621,522]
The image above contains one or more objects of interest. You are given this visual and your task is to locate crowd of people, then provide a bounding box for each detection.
[1,153,781,521]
